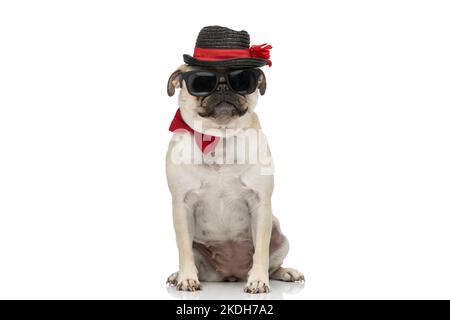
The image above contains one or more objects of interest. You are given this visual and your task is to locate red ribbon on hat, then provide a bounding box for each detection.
[193,43,272,67]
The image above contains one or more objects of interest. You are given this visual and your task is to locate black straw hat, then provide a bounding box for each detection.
[183,26,272,68]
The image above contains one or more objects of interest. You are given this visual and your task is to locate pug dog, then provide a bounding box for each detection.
[165,26,303,293]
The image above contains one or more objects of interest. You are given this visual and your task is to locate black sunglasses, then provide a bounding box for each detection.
[181,69,262,97]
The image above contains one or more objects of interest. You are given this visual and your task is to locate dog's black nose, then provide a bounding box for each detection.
[216,83,229,94]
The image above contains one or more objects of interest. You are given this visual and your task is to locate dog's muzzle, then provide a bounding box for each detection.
[199,83,247,119]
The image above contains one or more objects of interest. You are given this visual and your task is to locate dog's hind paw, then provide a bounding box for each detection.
[166,272,178,286]
[270,267,305,282]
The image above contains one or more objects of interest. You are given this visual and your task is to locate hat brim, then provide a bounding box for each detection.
[183,54,267,68]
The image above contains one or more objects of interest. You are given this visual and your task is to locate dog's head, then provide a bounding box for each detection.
[167,65,266,135]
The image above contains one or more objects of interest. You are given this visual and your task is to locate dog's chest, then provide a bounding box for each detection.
[185,165,259,242]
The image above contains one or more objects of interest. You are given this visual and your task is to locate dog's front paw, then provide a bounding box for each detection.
[167,271,202,291]
[176,278,202,292]
[244,268,270,294]
[244,279,270,294]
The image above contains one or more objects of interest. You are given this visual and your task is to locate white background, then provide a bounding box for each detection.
[1,0,449,299]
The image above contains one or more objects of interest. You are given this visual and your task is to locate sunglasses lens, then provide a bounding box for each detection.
[188,72,217,96]
[227,70,258,94]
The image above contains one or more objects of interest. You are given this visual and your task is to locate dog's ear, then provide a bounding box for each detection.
[258,70,267,96]
[167,69,182,97]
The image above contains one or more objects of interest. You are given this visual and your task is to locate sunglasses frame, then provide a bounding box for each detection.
[180,68,262,97]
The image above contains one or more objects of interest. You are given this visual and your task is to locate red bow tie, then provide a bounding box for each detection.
[169,108,219,154]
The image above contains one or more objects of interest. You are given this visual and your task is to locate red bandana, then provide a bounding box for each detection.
[169,108,219,154]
